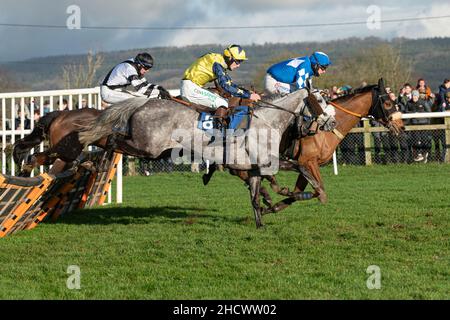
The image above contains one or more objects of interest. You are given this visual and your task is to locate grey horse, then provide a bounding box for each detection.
[79,90,311,228]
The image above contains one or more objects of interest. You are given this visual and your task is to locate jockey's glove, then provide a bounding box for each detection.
[157,86,171,99]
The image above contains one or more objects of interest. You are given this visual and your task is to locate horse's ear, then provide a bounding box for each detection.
[378,78,386,94]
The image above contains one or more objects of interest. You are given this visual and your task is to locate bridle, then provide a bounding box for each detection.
[329,87,391,121]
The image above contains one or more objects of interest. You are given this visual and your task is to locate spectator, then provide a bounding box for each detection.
[430,93,447,162]
[370,119,384,164]
[330,86,339,99]
[78,98,89,109]
[416,78,434,102]
[57,99,69,111]
[397,83,413,112]
[336,85,352,97]
[407,90,432,162]
[15,109,31,130]
[43,100,51,115]
[339,121,365,165]
[437,79,450,111]
[33,108,41,123]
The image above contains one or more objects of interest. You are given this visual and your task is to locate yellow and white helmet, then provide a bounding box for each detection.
[223,44,248,63]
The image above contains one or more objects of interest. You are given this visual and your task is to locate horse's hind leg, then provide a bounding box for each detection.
[248,175,264,228]
[261,165,320,215]
[230,169,272,214]
[259,185,273,208]
[266,175,294,197]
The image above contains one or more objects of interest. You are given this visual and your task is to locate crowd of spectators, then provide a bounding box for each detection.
[323,78,450,164]
[4,96,92,130]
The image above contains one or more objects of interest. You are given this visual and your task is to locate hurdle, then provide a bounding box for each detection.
[0,173,54,237]
[0,151,122,237]
[84,152,122,207]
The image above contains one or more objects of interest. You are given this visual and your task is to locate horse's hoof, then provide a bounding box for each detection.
[202,173,211,186]
[318,193,328,204]
[81,161,96,172]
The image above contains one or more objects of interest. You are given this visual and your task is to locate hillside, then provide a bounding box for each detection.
[1,37,449,93]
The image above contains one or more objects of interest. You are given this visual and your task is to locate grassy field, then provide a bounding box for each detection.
[0,164,449,299]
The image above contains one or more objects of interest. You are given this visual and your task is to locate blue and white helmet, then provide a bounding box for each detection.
[310,51,331,76]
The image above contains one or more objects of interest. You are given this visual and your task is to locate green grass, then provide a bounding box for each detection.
[0,164,449,299]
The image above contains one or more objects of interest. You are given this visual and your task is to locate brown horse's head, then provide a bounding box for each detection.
[369,78,404,135]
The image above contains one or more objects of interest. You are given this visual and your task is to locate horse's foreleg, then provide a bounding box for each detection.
[248,175,263,228]
[48,158,68,175]
[293,174,309,192]
[300,161,328,203]
[18,150,57,177]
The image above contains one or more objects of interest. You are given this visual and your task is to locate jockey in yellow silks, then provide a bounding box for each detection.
[180,44,261,109]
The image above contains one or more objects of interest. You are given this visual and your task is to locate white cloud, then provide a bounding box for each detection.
[0,0,448,61]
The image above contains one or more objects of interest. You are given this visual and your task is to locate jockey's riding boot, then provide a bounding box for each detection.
[202,164,217,186]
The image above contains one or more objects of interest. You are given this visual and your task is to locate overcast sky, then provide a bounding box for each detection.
[0,0,449,62]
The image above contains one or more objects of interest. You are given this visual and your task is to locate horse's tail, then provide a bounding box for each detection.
[78,97,148,146]
[12,111,62,165]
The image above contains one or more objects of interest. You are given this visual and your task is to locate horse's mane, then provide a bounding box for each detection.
[331,84,377,103]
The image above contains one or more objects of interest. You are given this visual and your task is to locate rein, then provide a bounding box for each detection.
[328,101,363,118]
[254,99,299,117]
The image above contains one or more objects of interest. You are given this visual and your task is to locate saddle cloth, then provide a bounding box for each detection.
[197,106,250,134]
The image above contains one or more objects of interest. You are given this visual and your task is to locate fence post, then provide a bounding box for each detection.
[445,116,450,163]
[363,119,372,165]
[128,156,136,176]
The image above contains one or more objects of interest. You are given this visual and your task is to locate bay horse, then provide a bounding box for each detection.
[253,78,404,214]
[13,108,109,174]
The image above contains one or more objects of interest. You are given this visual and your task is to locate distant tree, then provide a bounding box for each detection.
[0,68,20,92]
[314,44,412,92]
[62,50,104,89]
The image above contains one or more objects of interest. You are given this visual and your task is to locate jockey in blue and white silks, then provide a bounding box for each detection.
[264,51,332,94]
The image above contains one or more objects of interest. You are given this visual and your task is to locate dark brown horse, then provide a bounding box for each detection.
[13,108,109,175]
